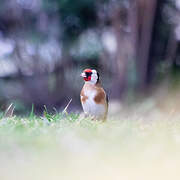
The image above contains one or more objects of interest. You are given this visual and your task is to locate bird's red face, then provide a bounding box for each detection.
[81,69,99,84]
[81,69,92,81]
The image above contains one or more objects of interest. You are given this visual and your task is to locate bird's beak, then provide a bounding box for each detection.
[81,72,86,78]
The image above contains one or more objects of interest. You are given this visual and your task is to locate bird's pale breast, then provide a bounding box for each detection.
[81,89,106,118]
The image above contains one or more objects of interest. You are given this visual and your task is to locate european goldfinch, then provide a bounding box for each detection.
[80,69,108,121]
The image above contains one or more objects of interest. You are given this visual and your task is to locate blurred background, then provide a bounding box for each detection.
[0,0,180,114]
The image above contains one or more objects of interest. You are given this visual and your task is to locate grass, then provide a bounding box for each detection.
[1,92,180,180]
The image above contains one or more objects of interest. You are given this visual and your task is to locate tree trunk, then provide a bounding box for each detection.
[136,0,157,89]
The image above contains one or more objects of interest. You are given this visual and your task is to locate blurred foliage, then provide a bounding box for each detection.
[58,0,97,40]
[43,0,98,42]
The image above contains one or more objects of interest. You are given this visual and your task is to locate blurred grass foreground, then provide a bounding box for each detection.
[0,0,180,113]
[1,88,180,180]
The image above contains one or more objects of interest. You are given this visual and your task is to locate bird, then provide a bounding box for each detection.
[80,68,108,121]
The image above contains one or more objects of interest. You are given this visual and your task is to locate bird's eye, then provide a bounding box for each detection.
[85,72,92,77]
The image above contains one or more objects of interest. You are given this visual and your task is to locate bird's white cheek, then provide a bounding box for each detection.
[89,74,97,84]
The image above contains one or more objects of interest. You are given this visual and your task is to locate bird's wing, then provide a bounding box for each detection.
[106,94,109,106]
